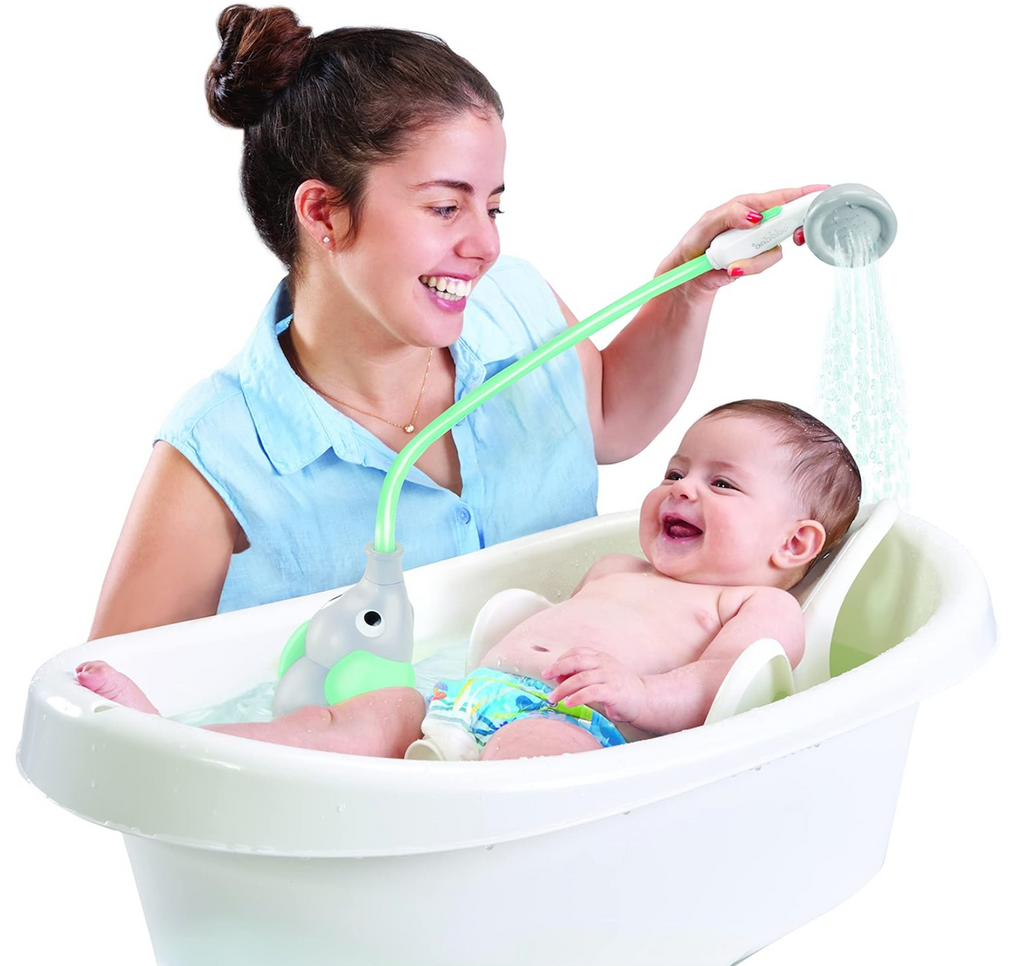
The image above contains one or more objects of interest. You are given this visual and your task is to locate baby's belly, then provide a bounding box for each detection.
[478,633,563,682]
[477,610,697,683]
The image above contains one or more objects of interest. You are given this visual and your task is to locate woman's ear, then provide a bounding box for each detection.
[772,519,827,573]
[294,179,350,251]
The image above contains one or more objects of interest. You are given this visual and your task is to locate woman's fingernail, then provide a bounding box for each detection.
[794,227,805,246]
[746,210,763,223]
[729,266,745,277]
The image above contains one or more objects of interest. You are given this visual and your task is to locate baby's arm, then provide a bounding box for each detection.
[635,586,804,733]
[546,587,803,735]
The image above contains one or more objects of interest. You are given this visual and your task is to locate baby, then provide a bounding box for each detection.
[77,399,861,761]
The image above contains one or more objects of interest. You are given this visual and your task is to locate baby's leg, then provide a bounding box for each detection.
[479,717,602,760]
[207,690,424,757]
[77,661,424,759]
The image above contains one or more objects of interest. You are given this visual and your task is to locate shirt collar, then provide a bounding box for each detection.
[238,277,505,475]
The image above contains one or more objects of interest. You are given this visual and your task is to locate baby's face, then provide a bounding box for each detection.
[638,414,806,586]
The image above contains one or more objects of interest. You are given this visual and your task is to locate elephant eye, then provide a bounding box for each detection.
[356,609,386,638]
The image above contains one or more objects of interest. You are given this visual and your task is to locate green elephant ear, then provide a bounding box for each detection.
[324,651,416,704]
[277,620,310,679]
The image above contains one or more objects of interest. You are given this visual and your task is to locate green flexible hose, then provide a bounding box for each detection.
[373,252,714,552]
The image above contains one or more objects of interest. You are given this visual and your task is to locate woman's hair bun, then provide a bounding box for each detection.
[206,5,314,128]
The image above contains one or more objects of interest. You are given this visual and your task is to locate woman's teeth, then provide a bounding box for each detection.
[420,275,472,300]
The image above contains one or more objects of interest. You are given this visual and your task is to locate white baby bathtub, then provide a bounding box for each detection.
[18,509,995,966]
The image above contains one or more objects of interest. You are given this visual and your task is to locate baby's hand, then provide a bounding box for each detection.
[542,648,647,725]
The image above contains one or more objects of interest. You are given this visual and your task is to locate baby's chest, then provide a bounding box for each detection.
[583,581,724,661]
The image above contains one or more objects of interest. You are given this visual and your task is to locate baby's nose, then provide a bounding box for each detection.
[670,477,696,498]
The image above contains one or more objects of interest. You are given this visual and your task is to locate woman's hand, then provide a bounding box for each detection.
[542,647,648,725]
[658,184,829,301]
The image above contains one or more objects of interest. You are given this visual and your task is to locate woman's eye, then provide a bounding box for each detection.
[488,207,505,219]
[431,206,458,219]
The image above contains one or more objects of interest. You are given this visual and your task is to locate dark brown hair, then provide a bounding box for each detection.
[703,399,862,563]
[206,5,503,270]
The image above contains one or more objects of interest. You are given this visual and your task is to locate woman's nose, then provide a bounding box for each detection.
[456,207,500,263]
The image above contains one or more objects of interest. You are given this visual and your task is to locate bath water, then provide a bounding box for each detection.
[171,640,469,727]
[815,229,909,507]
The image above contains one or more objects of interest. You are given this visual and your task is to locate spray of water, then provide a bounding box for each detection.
[816,230,909,507]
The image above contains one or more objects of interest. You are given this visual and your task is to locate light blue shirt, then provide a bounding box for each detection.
[157,256,598,613]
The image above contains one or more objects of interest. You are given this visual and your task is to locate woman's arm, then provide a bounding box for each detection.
[88,441,244,639]
[565,185,828,463]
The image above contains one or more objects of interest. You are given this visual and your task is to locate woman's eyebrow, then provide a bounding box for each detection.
[410,179,505,196]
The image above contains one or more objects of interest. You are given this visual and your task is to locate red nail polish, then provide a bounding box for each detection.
[746,211,763,223]
[729,267,745,277]
[795,227,805,245]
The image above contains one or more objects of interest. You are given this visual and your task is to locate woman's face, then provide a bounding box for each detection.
[332,110,506,348]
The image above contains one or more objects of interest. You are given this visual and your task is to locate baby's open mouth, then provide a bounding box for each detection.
[663,515,702,539]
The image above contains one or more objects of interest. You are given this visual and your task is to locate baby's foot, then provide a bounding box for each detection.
[76,660,160,715]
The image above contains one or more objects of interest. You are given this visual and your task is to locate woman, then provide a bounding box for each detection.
[90,4,819,639]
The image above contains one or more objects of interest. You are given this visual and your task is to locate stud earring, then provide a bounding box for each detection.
[322,236,330,244]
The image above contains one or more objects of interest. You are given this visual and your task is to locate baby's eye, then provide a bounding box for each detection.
[665,470,683,482]
[431,206,458,219]
[712,479,734,489]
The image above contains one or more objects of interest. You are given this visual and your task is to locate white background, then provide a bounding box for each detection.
[4,1,1020,962]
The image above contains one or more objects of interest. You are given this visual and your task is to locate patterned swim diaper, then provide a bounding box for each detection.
[424,668,626,751]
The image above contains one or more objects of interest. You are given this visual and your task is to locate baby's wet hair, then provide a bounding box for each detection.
[206,5,503,271]
[702,399,862,563]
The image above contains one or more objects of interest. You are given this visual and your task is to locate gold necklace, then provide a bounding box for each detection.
[290,343,434,434]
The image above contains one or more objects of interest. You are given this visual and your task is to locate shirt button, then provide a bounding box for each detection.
[456,507,472,524]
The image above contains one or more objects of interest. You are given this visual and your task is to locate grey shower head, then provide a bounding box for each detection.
[803,184,898,266]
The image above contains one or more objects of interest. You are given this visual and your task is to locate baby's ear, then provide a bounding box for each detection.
[772,520,827,573]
